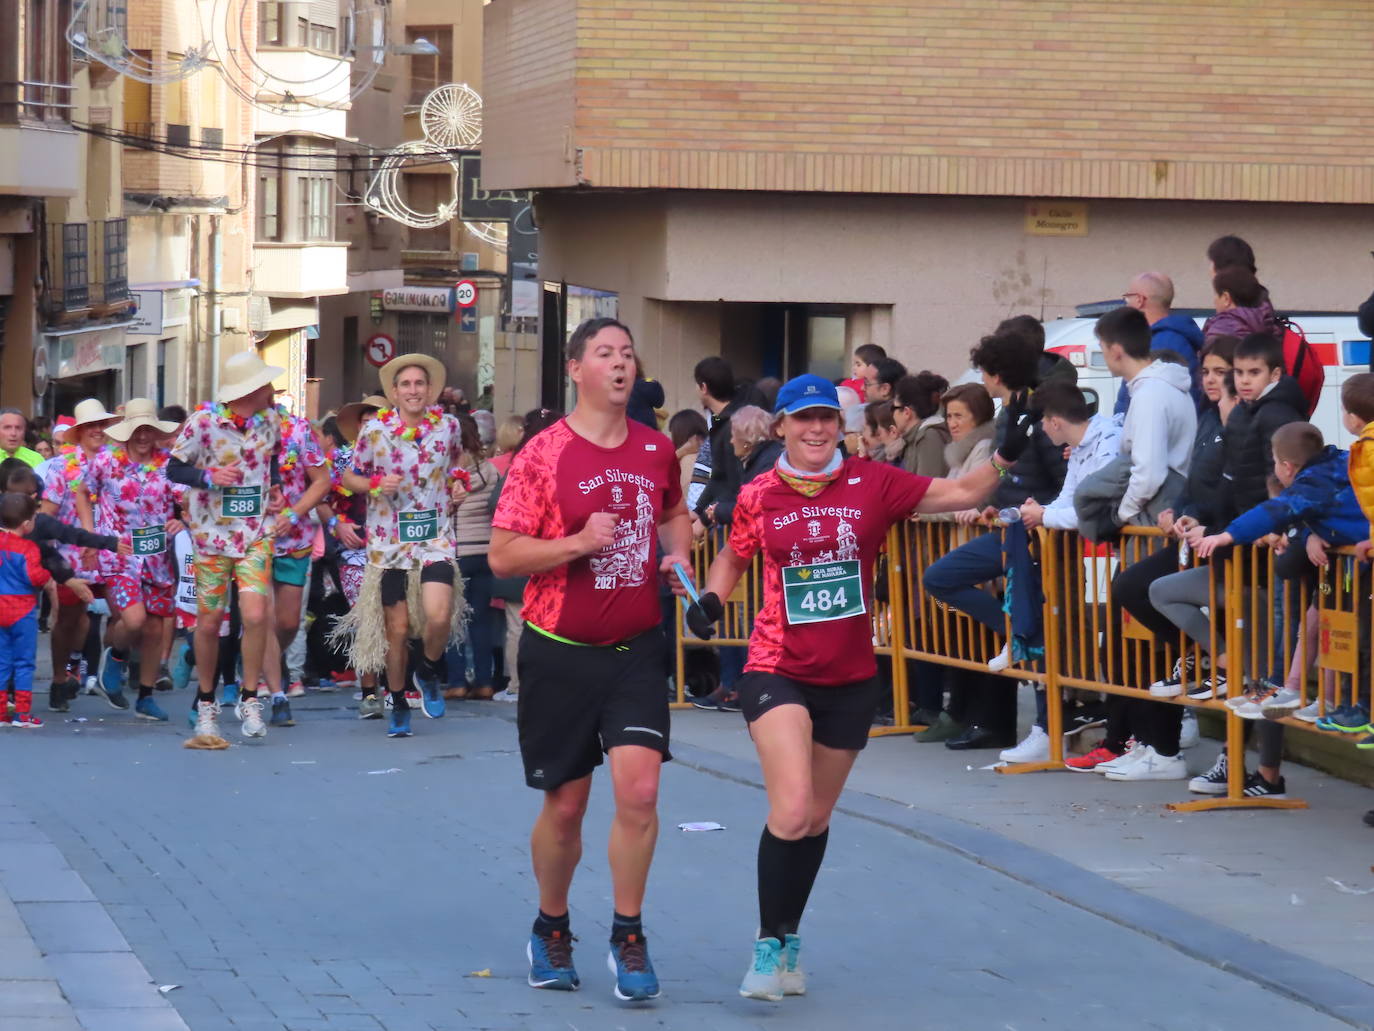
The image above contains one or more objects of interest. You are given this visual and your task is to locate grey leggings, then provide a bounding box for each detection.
[1149,567,1214,652]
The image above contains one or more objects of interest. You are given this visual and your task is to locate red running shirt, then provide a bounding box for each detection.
[492,419,682,646]
[729,457,930,685]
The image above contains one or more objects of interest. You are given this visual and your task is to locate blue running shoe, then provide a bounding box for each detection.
[606,934,660,1001]
[134,696,169,722]
[170,637,194,691]
[270,697,294,727]
[1325,704,1371,734]
[414,671,444,719]
[220,680,240,707]
[387,706,412,738]
[738,937,783,1002]
[96,648,130,710]
[527,930,579,991]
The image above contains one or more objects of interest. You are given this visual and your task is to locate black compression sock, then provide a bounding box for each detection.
[533,910,570,937]
[757,826,830,941]
[240,685,257,702]
[196,690,216,706]
[610,912,642,943]
[390,689,408,711]
[421,653,444,680]
[137,684,153,700]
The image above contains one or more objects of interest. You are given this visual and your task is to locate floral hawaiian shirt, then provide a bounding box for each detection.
[274,414,327,557]
[328,443,369,568]
[170,404,283,558]
[41,449,96,573]
[83,447,177,586]
[350,407,463,569]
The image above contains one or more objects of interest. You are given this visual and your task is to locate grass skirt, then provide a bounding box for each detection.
[327,560,469,676]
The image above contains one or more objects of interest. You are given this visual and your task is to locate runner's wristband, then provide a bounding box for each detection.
[327,516,339,531]
[286,510,299,526]
[368,473,383,496]
[203,470,214,488]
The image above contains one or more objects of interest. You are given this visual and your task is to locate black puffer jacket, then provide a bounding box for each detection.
[1176,405,1228,531]
[1221,376,1307,518]
[712,439,783,525]
[694,399,742,522]
[991,407,1067,509]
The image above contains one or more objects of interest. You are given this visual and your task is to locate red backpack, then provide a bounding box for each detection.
[1276,317,1324,417]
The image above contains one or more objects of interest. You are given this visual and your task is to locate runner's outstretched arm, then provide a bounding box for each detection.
[915,461,1002,515]
[701,545,751,604]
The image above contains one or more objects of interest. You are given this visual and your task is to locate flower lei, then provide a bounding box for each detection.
[378,405,443,444]
[62,450,85,486]
[199,401,283,433]
[111,446,169,476]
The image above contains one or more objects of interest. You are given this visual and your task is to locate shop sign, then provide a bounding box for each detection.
[53,328,127,379]
[129,290,165,335]
[381,286,454,314]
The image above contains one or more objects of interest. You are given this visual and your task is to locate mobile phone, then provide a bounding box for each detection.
[672,562,703,606]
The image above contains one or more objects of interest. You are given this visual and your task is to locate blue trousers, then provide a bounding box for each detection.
[0,608,38,696]
[923,531,1005,634]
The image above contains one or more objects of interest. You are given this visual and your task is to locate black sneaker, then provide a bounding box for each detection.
[1241,771,1286,799]
[1063,707,1107,737]
[155,665,174,692]
[47,684,69,713]
[1363,810,1374,829]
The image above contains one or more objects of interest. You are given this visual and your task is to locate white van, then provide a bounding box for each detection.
[1042,312,1371,448]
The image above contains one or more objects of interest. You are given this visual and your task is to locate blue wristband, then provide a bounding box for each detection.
[203,470,214,488]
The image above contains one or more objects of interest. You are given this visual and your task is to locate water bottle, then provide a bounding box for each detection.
[1178,539,1190,567]
[998,507,1022,527]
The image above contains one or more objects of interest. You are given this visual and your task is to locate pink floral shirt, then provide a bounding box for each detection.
[84,448,177,586]
[350,407,463,569]
[170,404,283,558]
[42,449,95,572]
[275,414,327,557]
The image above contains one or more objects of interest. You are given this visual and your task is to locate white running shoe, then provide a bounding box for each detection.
[1104,746,1187,781]
[999,725,1049,764]
[987,644,1012,673]
[238,697,267,738]
[193,701,222,740]
[1292,700,1322,724]
[1095,741,1146,775]
[780,933,805,997]
[491,689,519,703]
[739,937,784,1002]
[1179,710,1200,749]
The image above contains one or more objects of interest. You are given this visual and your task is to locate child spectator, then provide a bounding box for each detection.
[1222,332,1308,514]
[1344,373,1374,563]
[1203,266,1280,347]
[844,343,886,401]
[0,492,54,727]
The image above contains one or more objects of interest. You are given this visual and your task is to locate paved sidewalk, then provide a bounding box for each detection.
[3,685,1373,1030]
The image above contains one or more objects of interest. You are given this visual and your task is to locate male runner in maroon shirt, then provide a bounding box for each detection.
[490,317,692,1003]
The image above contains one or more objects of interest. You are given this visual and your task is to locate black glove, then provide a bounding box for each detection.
[995,390,1038,465]
[686,592,724,640]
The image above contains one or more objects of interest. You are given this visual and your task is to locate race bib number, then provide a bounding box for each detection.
[782,560,866,626]
[398,509,439,543]
[221,484,264,518]
[131,524,167,556]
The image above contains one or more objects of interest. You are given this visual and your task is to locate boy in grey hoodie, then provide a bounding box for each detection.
[1098,308,1197,527]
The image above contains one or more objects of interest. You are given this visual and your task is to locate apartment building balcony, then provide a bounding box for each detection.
[252,241,349,299]
[0,79,79,197]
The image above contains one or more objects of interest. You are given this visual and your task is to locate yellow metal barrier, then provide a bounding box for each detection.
[675,514,1368,811]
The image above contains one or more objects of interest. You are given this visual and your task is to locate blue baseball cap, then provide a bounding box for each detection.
[773,374,842,416]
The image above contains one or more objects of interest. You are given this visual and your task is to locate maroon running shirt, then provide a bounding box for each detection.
[729,457,930,685]
[492,418,682,646]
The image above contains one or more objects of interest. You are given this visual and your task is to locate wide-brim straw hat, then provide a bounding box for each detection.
[67,398,119,433]
[337,394,388,441]
[104,397,180,442]
[379,353,446,406]
[218,350,285,404]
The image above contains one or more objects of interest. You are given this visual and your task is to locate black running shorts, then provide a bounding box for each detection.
[379,562,455,607]
[516,626,671,791]
[736,672,883,752]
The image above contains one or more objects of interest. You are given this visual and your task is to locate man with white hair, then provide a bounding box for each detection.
[1116,271,1204,414]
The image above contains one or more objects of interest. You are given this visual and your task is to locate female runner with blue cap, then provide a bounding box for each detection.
[686,372,1036,1002]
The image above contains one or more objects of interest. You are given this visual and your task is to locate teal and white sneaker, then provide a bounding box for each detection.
[134,696,169,722]
[739,936,784,1002]
[526,930,579,991]
[781,933,805,996]
[606,934,660,1001]
[96,648,129,710]
[414,671,444,719]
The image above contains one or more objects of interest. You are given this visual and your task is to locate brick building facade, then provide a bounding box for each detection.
[483,0,1374,410]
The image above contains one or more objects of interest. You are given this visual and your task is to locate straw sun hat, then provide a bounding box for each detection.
[103,398,180,442]
[337,394,388,441]
[218,351,285,404]
[379,353,445,406]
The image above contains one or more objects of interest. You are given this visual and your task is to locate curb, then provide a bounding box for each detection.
[669,739,1374,1031]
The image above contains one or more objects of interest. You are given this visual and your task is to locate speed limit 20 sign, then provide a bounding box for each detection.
[454,280,478,308]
